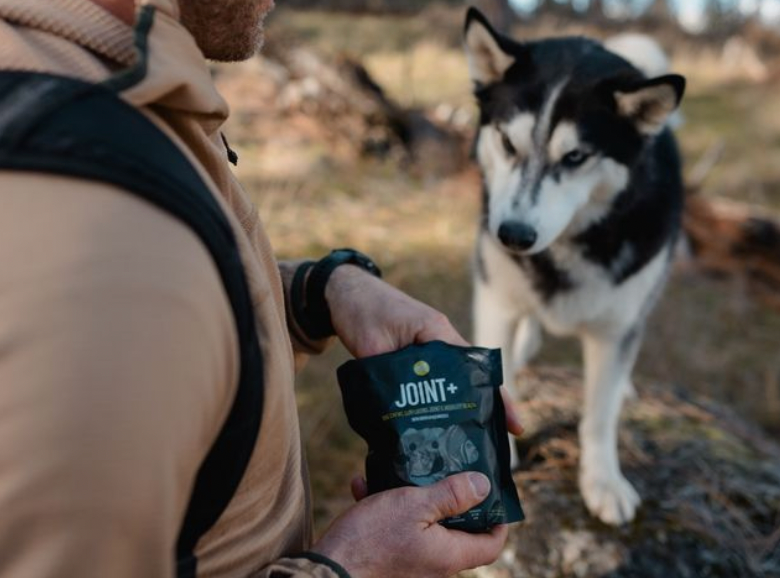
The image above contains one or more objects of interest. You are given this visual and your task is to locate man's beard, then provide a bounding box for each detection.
[179,0,274,62]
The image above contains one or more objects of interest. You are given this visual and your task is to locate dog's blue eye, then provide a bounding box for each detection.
[561,150,589,168]
[500,132,516,156]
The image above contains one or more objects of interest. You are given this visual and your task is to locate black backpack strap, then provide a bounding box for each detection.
[0,70,264,578]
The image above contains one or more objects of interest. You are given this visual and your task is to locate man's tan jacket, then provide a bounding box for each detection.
[0,1,341,576]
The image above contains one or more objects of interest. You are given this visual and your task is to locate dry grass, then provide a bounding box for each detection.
[222,7,780,532]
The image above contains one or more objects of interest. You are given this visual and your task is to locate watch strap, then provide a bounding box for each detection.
[290,259,316,343]
[294,249,382,341]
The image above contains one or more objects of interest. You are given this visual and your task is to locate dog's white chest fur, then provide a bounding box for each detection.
[479,234,669,338]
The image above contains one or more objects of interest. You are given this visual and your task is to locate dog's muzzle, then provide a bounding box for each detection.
[498,221,537,251]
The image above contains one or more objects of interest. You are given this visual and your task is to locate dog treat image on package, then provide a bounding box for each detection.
[337,341,524,532]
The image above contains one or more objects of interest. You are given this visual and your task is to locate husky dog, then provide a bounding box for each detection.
[463,8,685,525]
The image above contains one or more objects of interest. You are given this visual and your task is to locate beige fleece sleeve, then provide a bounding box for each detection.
[0,174,238,577]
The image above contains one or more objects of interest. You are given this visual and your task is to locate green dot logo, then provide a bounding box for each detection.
[413,360,430,377]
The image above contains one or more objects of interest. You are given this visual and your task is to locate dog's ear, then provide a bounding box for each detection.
[614,74,686,135]
[464,7,515,87]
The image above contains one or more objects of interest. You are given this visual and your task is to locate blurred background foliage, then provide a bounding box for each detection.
[215,0,780,532]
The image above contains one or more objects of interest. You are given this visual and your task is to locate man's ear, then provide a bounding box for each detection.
[463,7,515,87]
[614,74,686,135]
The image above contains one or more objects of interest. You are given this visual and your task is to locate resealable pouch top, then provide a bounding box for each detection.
[337,340,524,533]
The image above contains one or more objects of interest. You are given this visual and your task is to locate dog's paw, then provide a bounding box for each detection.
[579,470,640,525]
[623,380,638,401]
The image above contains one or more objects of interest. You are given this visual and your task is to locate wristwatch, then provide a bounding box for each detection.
[292,248,382,340]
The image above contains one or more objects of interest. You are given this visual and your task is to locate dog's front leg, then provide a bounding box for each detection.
[472,277,521,392]
[578,331,641,525]
[512,315,542,372]
[472,277,522,467]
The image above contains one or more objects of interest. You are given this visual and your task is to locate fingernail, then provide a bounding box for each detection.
[468,472,490,499]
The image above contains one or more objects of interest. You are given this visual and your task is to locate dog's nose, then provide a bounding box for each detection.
[497,221,537,250]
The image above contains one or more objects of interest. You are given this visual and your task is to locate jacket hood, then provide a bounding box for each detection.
[0,0,229,135]
[125,0,229,135]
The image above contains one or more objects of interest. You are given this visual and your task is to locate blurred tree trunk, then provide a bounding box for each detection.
[474,0,515,33]
[704,0,745,38]
[585,0,606,21]
[535,0,578,21]
[645,0,676,22]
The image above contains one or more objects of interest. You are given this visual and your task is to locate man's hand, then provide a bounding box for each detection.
[325,265,466,358]
[311,472,508,578]
[325,265,523,437]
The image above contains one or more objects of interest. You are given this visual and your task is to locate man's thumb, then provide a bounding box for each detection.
[424,472,491,520]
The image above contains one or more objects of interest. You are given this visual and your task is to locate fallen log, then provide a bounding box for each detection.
[683,194,780,311]
[271,47,467,174]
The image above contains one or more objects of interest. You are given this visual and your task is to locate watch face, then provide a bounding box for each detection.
[334,248,382,278]
[361,258,381,276]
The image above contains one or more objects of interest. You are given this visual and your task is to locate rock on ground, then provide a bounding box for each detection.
[463,367,780,578]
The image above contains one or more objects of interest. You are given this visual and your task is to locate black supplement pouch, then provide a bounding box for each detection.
[337,340,524,533]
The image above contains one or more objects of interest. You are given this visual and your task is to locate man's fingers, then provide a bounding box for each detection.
[350,475,369,502]
[421,472,491,521]
[441,523,509,573]
[500,387,524,437]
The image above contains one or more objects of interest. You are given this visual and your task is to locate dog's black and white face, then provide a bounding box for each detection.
[464,9,685,255]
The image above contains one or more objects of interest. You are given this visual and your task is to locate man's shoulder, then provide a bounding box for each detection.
[0,171,229,304]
